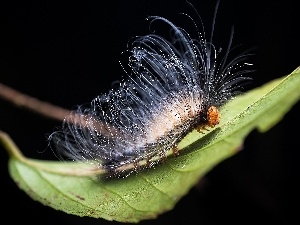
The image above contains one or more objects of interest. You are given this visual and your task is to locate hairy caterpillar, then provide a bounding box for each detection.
[49,2,252,177]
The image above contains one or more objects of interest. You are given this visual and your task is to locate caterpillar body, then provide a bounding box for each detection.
[49,6,252,177]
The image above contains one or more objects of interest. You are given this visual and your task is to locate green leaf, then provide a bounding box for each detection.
[1,67,300,223]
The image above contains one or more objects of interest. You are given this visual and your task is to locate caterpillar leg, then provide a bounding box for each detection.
[172,145,180,157]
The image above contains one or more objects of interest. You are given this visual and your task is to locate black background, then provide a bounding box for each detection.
[0,0,299,224]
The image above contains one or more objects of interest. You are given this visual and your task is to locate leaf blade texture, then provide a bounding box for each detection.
[2,67,300,223]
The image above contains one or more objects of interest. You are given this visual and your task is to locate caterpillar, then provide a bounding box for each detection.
[49,2,253,177]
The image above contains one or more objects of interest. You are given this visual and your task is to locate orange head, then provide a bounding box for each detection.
[206,106,220,127]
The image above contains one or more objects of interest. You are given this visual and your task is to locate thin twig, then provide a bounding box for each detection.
[0,82,70,121]
[0,82,117,136]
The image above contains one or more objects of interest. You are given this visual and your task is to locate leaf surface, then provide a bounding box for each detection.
[1,67,300,223]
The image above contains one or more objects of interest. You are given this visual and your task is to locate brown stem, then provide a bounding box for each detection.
[0,82,70,121]
[0,82,118,136]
